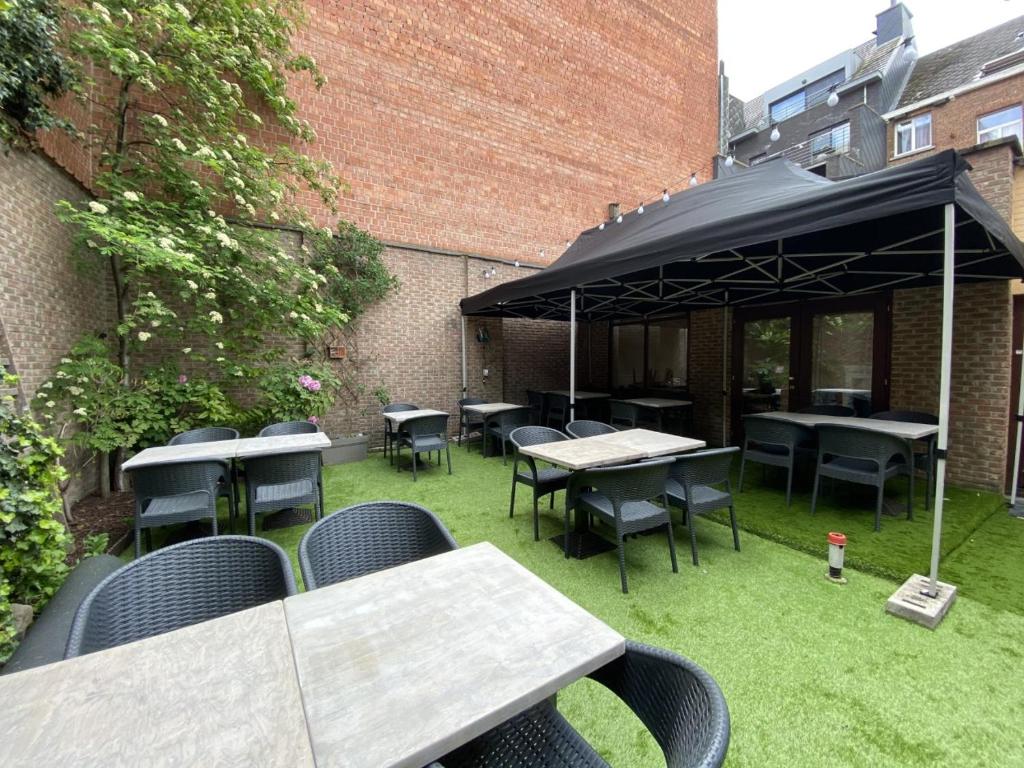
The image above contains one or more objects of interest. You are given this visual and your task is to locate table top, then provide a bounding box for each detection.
[383,408,449,425]
[462,402,525,416]
[755,411,938,440]
[520,428,706,471]
[622,397,693,409]
[544,390,610,400]
[122,432,330,470]
[0,602,313,768]
[284,542,624,768]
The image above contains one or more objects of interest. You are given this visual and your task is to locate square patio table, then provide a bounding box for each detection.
[621,397,694,432]
[460,402,525,417]
[755,411,937,441]
[520,429,705,557]
[382,408,449,426]
[0,602,313,767]
[121,432,330,470]
[543,390,610,399]
[284,542,624,768]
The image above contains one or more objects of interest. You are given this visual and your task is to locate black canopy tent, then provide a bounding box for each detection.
[460,149,1024,606]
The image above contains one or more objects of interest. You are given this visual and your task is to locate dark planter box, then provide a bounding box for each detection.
[322,434,369,465]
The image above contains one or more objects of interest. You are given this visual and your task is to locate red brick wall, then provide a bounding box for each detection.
[686,307,731,447]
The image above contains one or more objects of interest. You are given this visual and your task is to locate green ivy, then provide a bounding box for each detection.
[0,375,70,663]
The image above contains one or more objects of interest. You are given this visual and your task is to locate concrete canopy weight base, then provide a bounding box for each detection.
[885,574,957,629]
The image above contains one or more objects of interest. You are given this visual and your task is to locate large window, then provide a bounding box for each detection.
[895,113,932,156]
[978,105,1022,145]
[809,122,851,155]
[770,91,805,123]
[768,70,845,122]
[611,317,689,389]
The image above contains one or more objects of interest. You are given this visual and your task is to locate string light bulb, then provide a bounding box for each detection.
[637,202,645,215]
[565,240,571,249]
[514,260,520,267]
[599,222,605,230]
[662,189,670,204]
[826,88,839,108]
[616,214,623,224]
[770,125,781,142]
[689,173,698,187]
[725,154,734,167]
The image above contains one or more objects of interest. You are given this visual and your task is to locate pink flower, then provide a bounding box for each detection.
[178,374,188,384]
[307,415,320,425]
[298,374,313,386]
[307,379,321,392]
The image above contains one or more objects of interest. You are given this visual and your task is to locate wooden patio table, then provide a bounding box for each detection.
[520,429,705,557]
[121,432,330,470]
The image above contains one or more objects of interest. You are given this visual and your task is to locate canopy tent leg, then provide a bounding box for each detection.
[886,203,959,628]
[1009,332,1024,515]
[721,297,729,447]
[461,316,467,398]
[569,289,577,422]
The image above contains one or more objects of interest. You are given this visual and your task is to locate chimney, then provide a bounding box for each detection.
[875,2,914,46]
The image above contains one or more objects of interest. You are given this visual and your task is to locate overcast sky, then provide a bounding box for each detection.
[719,0,1024,100]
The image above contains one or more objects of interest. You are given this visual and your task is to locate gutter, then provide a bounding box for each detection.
[882,62,1024,122]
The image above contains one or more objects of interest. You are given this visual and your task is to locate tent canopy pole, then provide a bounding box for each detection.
[461,316,467,397]
[927,202,956,597]
[1009,333,1024,509]
[569,289,577,421]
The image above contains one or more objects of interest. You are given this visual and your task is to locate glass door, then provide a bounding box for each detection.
[736,315,795,419]
[808,311,874,416]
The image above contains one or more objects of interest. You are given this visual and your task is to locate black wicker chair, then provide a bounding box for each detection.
[298,501,458,589]
[568,458,676,593]
[609,400,640,429]
[738,415,815,507]
[509,426,572,541]
[545,393,571,429]
[458,397,488,449]
[397,413,452,481]
[126,460,226,558]
[484,406,533,465]
[566,419,617,439]
[259,420,319,436]
[65,536,296,658]
[526,389,545,425]
[167,427,240,530]
[870,410,938,510]
[439,639,730,768]
[667,448,740,566]
[168,427,240,445]
[383,403,419,464]
[244,450,323,535]
[798,404,855,417]
[810,424,913,531]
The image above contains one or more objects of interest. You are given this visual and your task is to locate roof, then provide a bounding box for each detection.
[460,150,1024,321]
[897,15,1024,107]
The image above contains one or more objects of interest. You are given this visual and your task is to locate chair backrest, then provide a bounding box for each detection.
[383,402,419,414]
[404,413,450,440]
[544,393,570,415]
[573,458,673,511]
[128,460,227,508]
[299,501,458,590]
[65,536,296,658]
[458,397,487,409]
[798,405,855,417]
[566,420,617,439]
[741,414,814,451]
[870,410,938,425]
[609,400,639,427]
[168,427,239,445]
[491,407,532,432]
[259,420,319,437]
[670,447,739,488]
[243,451,321,487]
[510,425,569,449]
[526,390,544,411]
[815,424,909,468]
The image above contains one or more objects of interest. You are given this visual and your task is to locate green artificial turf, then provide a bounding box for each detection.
[132,447,1024,766]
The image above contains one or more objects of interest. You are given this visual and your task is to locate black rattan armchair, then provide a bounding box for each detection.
[509,426,572,541]
[168,427,240,444]
[811,424,913,531]
[568,458,676,593]
[870,410,938,509]
[484,406,532,465]
[440,639,730,768]
[667,448,740,566]
[244,450,323,534]
[738,415,815,507]
[566,420,617,439]
[65,536,296,658]
[544,393,570,429]
[298,501,458,589]
[259,420,319,436]
[127,460,227,558]
[383,403,419,464]
[609,400,640,429]
[526,389,544,425]
[397,413,452,481]
[798,405,855,417]
[458,397,488,449]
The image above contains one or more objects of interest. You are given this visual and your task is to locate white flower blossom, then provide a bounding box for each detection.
[55,371,68,379]
[194,146,214,159]
[73,407,88,417]
[251,114,263,126]
[207,210,216,218]
[151,114,168,127]
[170,137,187,152]
[234,193,247,207]
[244,203,256,217]
[90,2,111,23]
[137,331,151,341]
[269,211,279,221]
[42,381,54,389]
[248,296,257,303]
[173,2,191,19]
[150,319,161,327]
[122,49,139,64]
[215,342,224,349]
[209,311,223,324]
[233,369,244,377]
[88,201,108,214]
[215,232,232,247]
[120,8,132,23]
[60,358,72,364]
[45,400,56,408]
[122,190,140,202]
[182,347,192,354]
[158,237,175,250]
[146,292,155,298]
[186,279,198,291]
[288,311,299,319]
[69,386,84,396]
[204,291,216,300]
[216,356,226,363]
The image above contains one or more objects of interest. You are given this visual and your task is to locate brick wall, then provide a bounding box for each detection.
[890,281,1013,489]
[0,149,117,500]
[686,307,731,447]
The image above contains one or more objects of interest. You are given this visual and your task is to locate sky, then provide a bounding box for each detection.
[719,0,1024,100]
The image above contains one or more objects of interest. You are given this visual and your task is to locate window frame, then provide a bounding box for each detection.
[609,313,690,391]
[894,112,933,157]
[977,104,1023,145]
[809,121,851,156]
